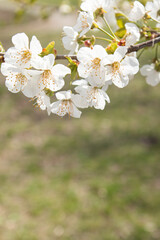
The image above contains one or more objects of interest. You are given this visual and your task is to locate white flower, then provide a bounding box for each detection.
[1,62,43,98]
[62,26,79,55]
[77,45,109,87]
[80,0,114,15]
[36,91,52,115]
[73,79,110,110]
[128,1,145,22]
[140,64,160,86]
[125,23,140,47]
[145,0,160,21]
[51,90,87,118]
[27,54,71,97]
[1,62,30,94]
[4,33,42,68]
[74,12,93,38]
[105,46,139,88]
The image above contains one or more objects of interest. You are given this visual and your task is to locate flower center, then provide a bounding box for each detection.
[41,70,53,87]
[81,15,89,29]
[16,73,28,86]
[21,50,32,63]
[58,99,72,116]
[92,58,101,70]
[112,62,120,73]
[87,87,98,102]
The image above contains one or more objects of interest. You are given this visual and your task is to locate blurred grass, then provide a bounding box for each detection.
[0,2,160,240]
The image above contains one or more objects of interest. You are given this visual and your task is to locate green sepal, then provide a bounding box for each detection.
[66,57,78,81]
[44,88,54,97]
[115,28,126,39]
[115,13,128,29]
[106,42,118,54]
[155,60,160,72]
[40,41,56,57]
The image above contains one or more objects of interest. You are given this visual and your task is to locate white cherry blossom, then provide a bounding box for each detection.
[73,79,110,110]
[51,90,87,118]
[77,45,109,87]
[27,54,71,97]
[145,0,160,21]
[140,64,160,86]
[80,0,114,15]
[74,12,93,38]
[128,1,145,22]
[62,26,79,55]
[105,47,139,88]
[4,33,42,68]
[36,91,52,115]
[1,62,30,94]
[125,23,140,47]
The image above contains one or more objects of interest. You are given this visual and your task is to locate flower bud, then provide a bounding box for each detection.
[155,60,160,72]
[84,40,92,48]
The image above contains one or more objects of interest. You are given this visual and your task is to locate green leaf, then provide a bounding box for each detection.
[40,41,56,57]
[44,88,54,97]
[115,28,126,38]
[115,13,128,29]
[106,42,118,54]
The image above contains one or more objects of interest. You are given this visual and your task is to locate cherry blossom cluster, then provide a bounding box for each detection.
[1,0,160,118]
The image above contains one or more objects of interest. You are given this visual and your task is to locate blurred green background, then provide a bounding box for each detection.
[0,0,160,239]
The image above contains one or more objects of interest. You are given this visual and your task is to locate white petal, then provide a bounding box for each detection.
[56,90,72,100]
[140,64,154,76]
[32,54,55,70]
[72,94,89,108]
[112,73,129,88]
[51,64,71,78]
[78,63,91,78]
[77,47,93,63]
[114,46,127,62]
[12,33,29,50]
[92,45,108,59]
[121,56,139,76]
[30,36,42,54]
[69,103,82,118]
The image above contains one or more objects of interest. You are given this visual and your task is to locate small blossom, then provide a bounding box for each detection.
[145,0,160,21]
[105,47,139,88]
[62,26,79,55]
[74,11,93,38]
[140,63,160,86]
[125,23,140,47]
[80,0,114,16]
[1,62,29,94]
[128,1,145,22]
[73,79,110,110]
[51,90,87,118]
[4,33,42,68]
[77,45,109,87]
[28,54,71,97]
[36,91,52,115]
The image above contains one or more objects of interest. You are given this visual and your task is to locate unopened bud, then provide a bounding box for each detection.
[94,8,106,19]
[118,39,126,46]
[84,40,92,48]
[144,13,151,20]
[155,60,160,72]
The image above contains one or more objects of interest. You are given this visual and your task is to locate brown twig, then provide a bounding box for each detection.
[0,36,160,63]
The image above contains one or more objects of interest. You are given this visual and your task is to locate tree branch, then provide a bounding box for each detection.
[0,36,160,63]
